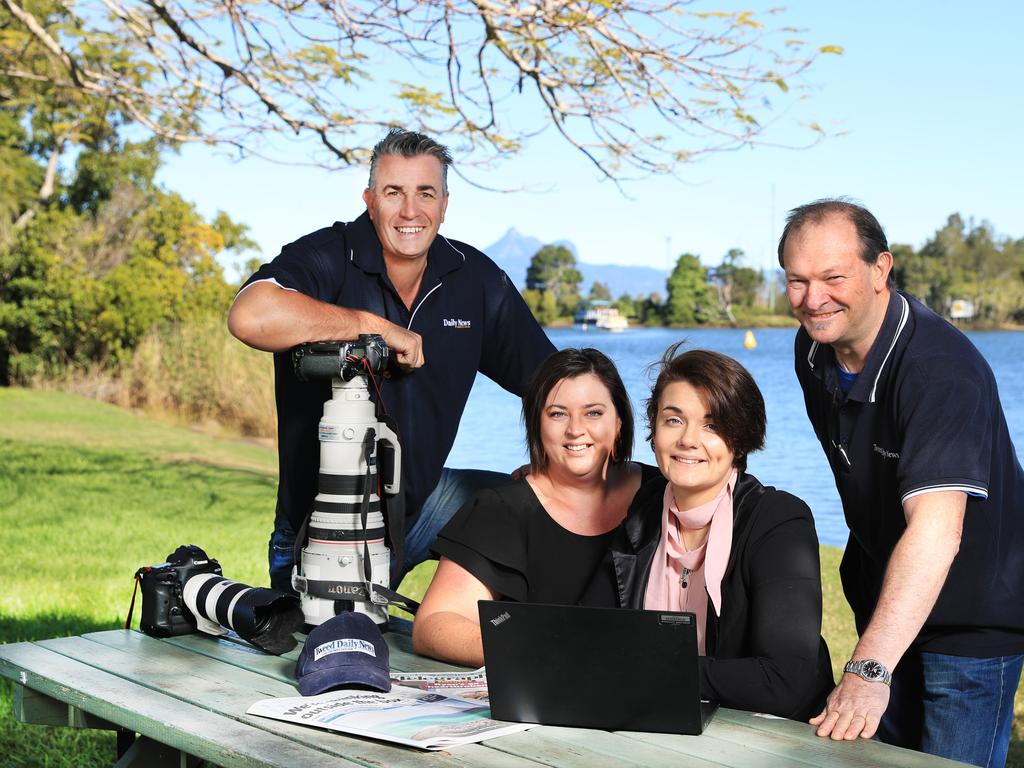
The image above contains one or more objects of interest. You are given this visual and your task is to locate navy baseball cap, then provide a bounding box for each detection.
[295,613,391,696]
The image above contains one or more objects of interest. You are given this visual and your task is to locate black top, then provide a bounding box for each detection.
[241,213,555,545]
[582,471,834,721]
[796,291,1024,655]
[433,465,660,605]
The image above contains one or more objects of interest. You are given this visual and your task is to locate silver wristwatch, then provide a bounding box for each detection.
[843,658,892,686]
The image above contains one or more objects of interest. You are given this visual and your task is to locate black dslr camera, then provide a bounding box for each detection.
[136,545,221,637]
[292,334,390,382]
[134,544,303,654]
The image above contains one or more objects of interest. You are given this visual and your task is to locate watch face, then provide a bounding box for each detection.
[862,661,884,680]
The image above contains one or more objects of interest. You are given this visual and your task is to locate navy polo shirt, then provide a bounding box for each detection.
[241,212,555,542]
[796,291,1024,655]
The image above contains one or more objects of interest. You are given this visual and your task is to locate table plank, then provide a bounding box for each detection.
[54,631,544,768]
[713,710,967,767]
[0,641,356,768]
[483,727,727,768]
[158,632,301,685]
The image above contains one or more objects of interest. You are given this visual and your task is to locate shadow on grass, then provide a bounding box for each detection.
[0,612,118,645]
[0,437,276,533]
[0,438,276,484]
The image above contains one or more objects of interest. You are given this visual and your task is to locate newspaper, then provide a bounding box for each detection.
[389,667,490,703]
[246,682,532,751]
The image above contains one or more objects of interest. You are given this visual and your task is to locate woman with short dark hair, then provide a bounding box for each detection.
[583,342,834,720]
[413,348,657,666]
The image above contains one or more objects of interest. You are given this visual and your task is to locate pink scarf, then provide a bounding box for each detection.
[644,471,736,620]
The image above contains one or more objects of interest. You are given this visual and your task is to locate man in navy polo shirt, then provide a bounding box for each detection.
[780,198,1024,767]
[228,128,554,594]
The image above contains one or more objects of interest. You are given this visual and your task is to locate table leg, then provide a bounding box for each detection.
[114,734,202,768]
[116,727,136,759]
[15,685,118,730]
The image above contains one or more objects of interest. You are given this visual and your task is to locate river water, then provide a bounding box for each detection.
[445,326,1024,548]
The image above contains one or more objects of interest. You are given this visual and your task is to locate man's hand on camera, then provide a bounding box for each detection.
[381,324,425,371]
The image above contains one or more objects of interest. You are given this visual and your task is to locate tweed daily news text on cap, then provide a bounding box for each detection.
[295,612,391,696]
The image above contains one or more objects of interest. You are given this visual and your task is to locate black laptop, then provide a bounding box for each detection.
[478,600,718,735]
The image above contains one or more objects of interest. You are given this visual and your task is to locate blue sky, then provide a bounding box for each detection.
[157,1,1024,278]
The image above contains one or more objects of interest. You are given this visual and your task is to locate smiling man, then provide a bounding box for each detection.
[228,128,554,594]
[779,199,1024,768]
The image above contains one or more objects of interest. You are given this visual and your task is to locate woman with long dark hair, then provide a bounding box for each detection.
[413,348,657,666]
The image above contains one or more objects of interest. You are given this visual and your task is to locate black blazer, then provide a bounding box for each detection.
[582,471,834,721]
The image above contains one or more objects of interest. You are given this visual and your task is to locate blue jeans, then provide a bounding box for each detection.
[877,647,1024,768]
[268,467,509,593]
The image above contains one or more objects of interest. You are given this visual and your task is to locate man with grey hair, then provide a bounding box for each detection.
[229,128,554,594]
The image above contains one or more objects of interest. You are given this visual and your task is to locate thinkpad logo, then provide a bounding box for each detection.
[490,611,511,627]
[443,318,472,329]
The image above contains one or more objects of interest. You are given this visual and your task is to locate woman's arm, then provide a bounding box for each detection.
[412,557,499,667]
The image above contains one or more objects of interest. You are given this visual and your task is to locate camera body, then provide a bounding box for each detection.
[137,545,221,637]
[292,335,389,383]
[136,544,303,654]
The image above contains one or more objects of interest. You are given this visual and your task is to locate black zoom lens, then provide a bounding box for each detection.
[183,574,303,655]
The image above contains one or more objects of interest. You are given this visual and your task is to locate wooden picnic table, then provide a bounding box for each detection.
[0,623,966,767]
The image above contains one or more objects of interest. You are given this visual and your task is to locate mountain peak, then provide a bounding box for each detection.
[485,230,665,296]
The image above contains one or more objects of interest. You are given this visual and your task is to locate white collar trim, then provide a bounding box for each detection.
[804,293,910,404]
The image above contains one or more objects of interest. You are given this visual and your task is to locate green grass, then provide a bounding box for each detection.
[1,386,1021,765]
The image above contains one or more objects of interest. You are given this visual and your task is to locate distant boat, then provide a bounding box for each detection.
[744,330,757,349]
[575,301,629,332]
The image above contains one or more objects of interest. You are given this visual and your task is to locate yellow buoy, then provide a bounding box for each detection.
[743,330,757,350]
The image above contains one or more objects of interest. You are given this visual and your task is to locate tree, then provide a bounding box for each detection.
[893,214,1024,324]
[638,292,664,327]
[526,244,583,318]
[0,111,43,242]
[613,292,637,319]
[710,248,763,323]
[0,134,253,383]
[521,287,560,327]
[1,0,840,180]
[665,253,714,326]
[588,281,612,302]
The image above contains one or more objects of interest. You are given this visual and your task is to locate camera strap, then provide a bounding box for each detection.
[379,413,405,586]
[296,577,419,613]
[368,583,419,614]
[125,570,144,630]
[359,428,375,589]
[359,428,420,615]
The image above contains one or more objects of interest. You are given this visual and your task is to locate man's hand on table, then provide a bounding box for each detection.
[810,673,890,740]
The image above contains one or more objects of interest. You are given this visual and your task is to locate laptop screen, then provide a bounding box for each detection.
[479,600,717,735]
